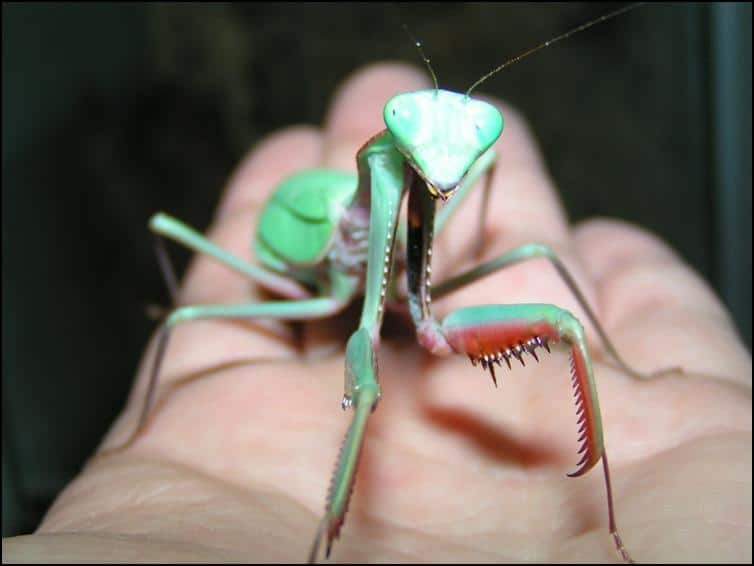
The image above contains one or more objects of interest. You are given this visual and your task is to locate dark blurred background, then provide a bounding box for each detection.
[3,2,751,537]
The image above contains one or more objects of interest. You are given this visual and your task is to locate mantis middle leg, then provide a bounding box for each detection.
[130,214,358,442]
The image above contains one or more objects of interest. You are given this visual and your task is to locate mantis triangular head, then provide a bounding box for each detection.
[384,89,503,200]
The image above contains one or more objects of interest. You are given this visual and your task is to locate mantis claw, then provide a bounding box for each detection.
[479,354,499,386]
[488,359,498,387]
[512,345,526,366]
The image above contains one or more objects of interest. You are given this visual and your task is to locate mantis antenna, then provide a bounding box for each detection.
[466,2,644,97]
[402,23,439,92]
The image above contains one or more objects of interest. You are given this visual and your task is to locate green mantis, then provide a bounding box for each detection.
[134,4,670,563]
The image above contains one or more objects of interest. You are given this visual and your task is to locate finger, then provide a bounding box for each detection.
[215,125,323,220]
[475,100,570,247]
[322,62,431,171]
[574,219,751,383]
[182,126,323,305]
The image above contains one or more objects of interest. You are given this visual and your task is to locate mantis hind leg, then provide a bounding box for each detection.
[150,212,313,301]
[432,242,681,379]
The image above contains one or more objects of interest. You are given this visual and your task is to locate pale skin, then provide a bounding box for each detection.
[4,63,751,563]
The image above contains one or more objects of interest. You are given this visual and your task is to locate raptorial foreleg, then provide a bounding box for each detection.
[416,303,632,562]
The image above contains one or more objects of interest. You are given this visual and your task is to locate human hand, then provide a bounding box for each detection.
[4,63,751,563]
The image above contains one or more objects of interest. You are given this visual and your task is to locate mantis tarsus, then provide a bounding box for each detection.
[133,3,674,563]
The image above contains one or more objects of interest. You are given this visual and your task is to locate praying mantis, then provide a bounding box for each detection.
[131,4,679,563]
